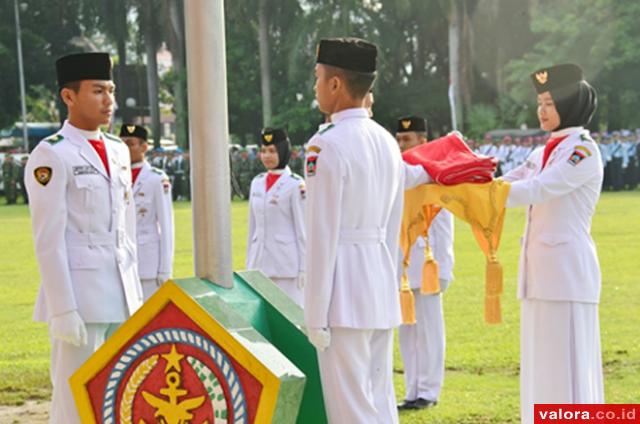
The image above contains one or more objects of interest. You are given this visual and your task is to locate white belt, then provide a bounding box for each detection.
[339,228,386,244]
[66,231,117,246]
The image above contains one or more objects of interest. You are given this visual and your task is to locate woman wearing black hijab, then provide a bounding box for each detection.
[246,128,307,306]
[502,64,604,423]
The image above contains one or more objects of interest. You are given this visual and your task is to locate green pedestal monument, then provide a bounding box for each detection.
[71,275,326,423]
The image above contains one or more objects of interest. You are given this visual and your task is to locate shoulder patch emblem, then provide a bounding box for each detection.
[318,123,334,135]
[568,146,592,166]
[306,156,318,176]
[162,178,171,194]
[34,167,52,186]
[574,145,592,157]
[44,134,64,145]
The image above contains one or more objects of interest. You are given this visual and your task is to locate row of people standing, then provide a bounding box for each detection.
[471,130,640,191]
[259,39,604,424]
[149,148,191,200]
[473,136,546,177]
[230,145,306,199]
[595,131,639,191]
[2,154,29,204]
[245,115,453,419]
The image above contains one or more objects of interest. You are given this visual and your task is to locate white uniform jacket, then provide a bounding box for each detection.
[503,127,603,303]
[26,121,143,323]
[133,162,174,280]
[400,210,455,290]
[304,108,429,329]
[246,166,306,279]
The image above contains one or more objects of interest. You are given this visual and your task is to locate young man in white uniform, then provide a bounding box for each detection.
[304,38,429,424]
[502,64,604,424]
[395,116,455,411]
[121,124,174,301]
[25,53,143,423]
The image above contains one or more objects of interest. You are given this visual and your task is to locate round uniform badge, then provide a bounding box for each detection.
[34,167,52,186]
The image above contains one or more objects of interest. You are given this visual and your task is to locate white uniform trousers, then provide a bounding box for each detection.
[318,328,398,424]
[272,277,303,307]
[49,323,112,424]
[140,278,160,301]
[398,280,448,402]
[520,299,604,424]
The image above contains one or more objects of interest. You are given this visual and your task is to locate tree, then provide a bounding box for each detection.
[163,0,189,149]
[503,0,640,129]
[99,0,130,119]
[139,1,163,148]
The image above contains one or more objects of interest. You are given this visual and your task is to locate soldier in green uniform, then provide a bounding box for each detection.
[183,152,191,200]
[237,149,253,199]
[250,149,265,182]
[19,156,29,204]
[2,154,20,204]
[171,149,189,201]
[290,146,304,176]
[230,149,244,199]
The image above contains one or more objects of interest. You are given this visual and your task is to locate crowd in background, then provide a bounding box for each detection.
[2,128,638,205]
[147,149,191,201]
[229,145,306,199]
[469,129,640,191]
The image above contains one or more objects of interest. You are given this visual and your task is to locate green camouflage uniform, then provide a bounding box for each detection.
[2,156,20,204]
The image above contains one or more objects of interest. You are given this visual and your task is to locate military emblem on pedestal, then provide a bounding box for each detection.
[70,281,297,423]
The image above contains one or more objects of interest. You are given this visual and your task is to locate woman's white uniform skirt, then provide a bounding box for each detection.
[520,299,604,424]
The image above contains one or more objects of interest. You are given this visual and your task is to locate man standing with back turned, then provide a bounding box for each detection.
[304,38,429,424]
[25,52,143,423]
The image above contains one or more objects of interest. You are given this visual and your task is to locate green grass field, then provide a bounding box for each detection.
[1,192,638,423]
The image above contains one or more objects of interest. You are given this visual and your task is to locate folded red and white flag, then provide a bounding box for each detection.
[402,132,497,185]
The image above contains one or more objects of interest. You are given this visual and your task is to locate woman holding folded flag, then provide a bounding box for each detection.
[502,64,603,423]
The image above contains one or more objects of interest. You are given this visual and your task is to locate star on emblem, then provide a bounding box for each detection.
[162,344,184,373]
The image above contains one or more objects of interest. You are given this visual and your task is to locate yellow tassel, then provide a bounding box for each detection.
[484,259,503,324]
[420,259,440,294]
[485,260,503,296]
[484,295,502,324]
[399,275,416,325]
[400,289,416,325]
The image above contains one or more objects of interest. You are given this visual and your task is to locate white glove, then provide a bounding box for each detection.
[50,310,87,347]
[157,273,171,286]
[297,272,306,290]
[307,327,331,352]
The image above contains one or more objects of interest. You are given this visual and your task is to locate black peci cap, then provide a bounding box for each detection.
[531,63,583,94]
[397,115,427,133]
[316,38,377,74]
[56,52,113,88]
[119,124,148,141]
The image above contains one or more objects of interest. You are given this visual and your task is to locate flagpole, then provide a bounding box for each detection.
[184,0,233,288]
